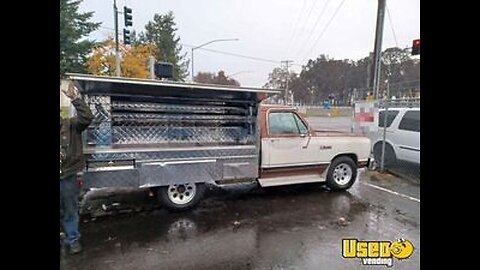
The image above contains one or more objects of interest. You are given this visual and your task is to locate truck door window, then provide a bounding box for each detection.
[293,113,308,134]
[268,112,301,135]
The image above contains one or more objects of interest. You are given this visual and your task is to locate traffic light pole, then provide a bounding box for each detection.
[113,0,121,77]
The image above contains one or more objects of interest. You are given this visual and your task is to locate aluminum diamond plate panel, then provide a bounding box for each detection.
[83,169,139,188]
[88,147,257,162]
[85,95,112,146]
[138,160,220,186]
[112,101,248,115]
[84,96,257,147]
[112,126,254,145]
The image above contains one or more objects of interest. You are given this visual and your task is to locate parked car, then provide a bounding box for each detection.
[370,107,420,166]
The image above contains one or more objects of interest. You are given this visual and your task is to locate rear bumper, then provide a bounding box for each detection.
[358,156,374,170]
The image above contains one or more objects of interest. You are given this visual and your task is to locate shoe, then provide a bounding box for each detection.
[69,241,83,255]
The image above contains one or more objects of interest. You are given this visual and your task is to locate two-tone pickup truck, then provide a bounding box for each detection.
[68,74,371,211]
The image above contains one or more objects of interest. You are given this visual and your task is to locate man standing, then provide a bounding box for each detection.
[60,82,94,254]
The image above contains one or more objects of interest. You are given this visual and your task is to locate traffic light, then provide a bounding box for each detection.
[124,6,132,27]
[123,29,131,45]
[412,39,420,55]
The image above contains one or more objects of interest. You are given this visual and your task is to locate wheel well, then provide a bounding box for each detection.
[333,153,357,164]
[373,141,394,152]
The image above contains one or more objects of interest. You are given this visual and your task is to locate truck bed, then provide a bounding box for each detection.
[84,144,258,189]
[68,74,280,189]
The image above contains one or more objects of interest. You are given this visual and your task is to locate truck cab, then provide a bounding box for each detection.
[258,104,371,190]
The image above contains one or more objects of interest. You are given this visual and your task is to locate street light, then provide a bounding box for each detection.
[228,70,252,78]
[191,38,239,81]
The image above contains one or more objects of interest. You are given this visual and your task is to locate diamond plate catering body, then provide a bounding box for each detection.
[68,74,280,191]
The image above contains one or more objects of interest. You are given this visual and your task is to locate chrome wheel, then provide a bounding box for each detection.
[167,183,196,205]
[333,163,353,185]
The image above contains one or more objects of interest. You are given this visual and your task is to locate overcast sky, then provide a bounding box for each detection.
[80,0,420,87]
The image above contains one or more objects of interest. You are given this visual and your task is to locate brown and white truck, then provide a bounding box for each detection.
[68,74,372,211]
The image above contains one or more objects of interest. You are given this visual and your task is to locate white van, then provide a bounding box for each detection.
[370,107,420,166]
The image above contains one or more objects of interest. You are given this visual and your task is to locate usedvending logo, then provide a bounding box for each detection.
[342,238,414,267]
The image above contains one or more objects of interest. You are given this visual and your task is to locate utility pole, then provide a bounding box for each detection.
[366,52,373,94]
[281,60,293,104]
[371,0,386,99]
[386,80,390,98]
[113,0,121,77]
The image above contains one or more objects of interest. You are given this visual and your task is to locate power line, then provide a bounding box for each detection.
[300,0,346,64]
[299,0,321,34]
[99,26,115,31]
[300,0,347,65]
[181,43,281,64]
[386,4,399,48]
[283,0,308,58]
[293,0,332,60]
[290,0,321,54]
[200,47,281,64]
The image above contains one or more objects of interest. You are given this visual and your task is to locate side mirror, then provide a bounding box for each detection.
[300,133,307,138]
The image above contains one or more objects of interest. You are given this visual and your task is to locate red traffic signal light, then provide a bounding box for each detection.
[412,39,420,55]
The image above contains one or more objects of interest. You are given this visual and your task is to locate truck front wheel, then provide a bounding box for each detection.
[157,183,206,212]
[326,156,358,191]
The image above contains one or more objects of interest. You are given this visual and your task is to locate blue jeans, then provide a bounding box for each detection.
[60,174,81,245]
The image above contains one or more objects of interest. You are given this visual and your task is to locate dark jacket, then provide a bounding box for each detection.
[60,98,94,179]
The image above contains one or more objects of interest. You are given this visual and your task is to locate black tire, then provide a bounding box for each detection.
[373,142,397,168]
[326,156,358,191]
[157,183,206,212]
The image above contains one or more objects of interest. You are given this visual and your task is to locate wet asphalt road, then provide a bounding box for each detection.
[61,170,420,270]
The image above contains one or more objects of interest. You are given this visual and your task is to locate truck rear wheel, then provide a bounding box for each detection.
[157,183,206,212]
[326,156,358,191]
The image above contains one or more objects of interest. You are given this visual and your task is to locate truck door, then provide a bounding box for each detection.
[261,111,317,168]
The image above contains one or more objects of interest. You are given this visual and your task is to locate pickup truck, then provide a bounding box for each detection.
[68,74,371,211]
